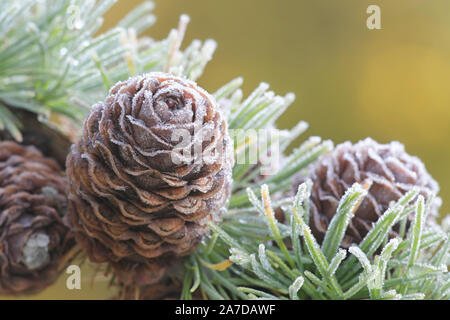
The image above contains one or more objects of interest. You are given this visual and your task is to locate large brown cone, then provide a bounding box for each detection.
[0,141,72,295]
[293,138,440,247]
[65,73,233,285]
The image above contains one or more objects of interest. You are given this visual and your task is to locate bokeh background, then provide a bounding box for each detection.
[12,0,450,299]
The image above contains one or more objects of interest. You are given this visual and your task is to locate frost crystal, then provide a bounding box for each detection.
[21,233,50,271]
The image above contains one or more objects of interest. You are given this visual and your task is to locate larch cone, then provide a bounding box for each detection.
[65,73,234,286]
[0,141,73,295]
[293,138,440,247]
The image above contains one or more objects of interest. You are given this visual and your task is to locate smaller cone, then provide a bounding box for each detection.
[0,141,74,295]
[293,138,440,247]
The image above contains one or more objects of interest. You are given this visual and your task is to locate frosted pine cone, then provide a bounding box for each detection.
[0,141,72,295]
[66,73,233,285]
[293,138,440,247]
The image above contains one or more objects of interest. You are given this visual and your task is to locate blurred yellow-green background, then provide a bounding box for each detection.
[9,0,450,299]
